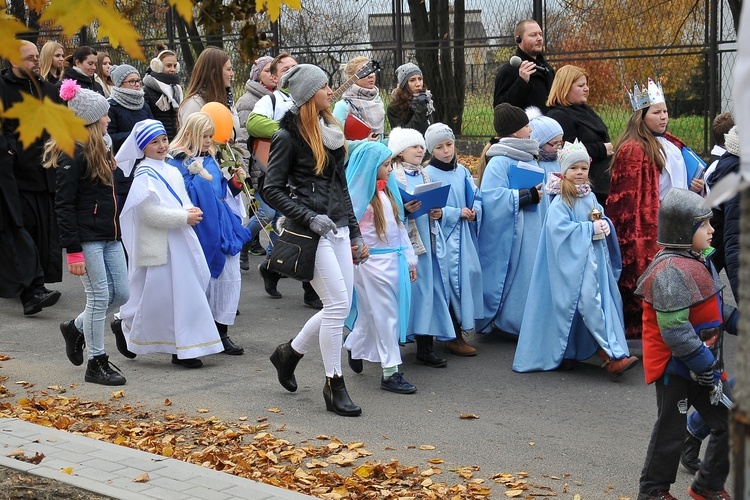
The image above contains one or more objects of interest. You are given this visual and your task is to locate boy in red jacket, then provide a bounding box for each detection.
[635,188,738,500]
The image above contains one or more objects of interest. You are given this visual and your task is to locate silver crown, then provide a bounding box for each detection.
[626,77,665,111]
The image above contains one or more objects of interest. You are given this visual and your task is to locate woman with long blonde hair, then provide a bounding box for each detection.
[39,41,64,84]
[44,80,129,386]
[264,64,366,417]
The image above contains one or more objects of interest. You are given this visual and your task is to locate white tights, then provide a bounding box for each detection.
[291,227,353,377]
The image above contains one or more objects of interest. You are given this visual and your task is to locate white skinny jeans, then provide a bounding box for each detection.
[291,227,353,377]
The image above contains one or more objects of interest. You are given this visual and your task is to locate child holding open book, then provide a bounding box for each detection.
[388,127,453,368]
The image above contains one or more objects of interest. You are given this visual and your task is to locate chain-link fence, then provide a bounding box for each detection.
[32,0,737,155]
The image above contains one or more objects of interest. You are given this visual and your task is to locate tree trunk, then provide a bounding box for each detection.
[451,0,466,133]
[407,0,442,121]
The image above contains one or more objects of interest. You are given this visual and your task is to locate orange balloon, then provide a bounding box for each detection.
[200,102,233,143]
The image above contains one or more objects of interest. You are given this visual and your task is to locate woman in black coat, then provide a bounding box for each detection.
[546,65,613,208]
[58,46,105,96]
[265,65,367,417]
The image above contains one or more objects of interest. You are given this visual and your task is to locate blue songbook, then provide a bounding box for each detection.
[508,161,545,189]
[682,146,707,180]
[399,182,451,219]
[508,161,545,212]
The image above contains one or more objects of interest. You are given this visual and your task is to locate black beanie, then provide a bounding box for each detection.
[493,103,529,138]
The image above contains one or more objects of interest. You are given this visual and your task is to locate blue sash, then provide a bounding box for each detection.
[135,166,183,207]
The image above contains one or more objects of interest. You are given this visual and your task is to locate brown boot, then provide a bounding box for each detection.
[598,350,639,378]
[445,332,477,356]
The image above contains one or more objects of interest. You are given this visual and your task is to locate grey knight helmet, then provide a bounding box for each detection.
[657,188,712,248]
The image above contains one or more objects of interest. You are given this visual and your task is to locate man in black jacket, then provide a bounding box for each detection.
[0,40,61,315]
[493,20,555,112]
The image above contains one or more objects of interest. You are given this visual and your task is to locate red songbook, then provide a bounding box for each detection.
[344,114,371,140]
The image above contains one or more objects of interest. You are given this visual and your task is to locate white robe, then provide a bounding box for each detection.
[344,193,416,367]
[118,158,223,359]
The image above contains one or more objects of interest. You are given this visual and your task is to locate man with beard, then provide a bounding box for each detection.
[493,20,555,113]
[0,39,62,315]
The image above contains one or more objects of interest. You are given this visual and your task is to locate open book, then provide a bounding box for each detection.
[398,181,451,219]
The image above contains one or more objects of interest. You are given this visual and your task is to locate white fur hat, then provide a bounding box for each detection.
[387,127,426,157]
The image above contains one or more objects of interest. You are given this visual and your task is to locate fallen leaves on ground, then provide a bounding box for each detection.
[8,449,45,464]
[0,388,576,499]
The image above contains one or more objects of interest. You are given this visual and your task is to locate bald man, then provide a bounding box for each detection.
[0,39,62,314]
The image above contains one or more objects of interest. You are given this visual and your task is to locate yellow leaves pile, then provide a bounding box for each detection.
[0,393,493,498]
[492,471,560,498]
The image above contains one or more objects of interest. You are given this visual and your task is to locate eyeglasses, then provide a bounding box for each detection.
[546,140,563,150]
[122,78,142,86]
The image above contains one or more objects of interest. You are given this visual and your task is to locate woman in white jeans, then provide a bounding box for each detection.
[263,64,368,416]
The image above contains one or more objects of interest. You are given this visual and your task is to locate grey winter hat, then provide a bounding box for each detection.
[250,56,274,83]
[280,64,328,111]
[110,64,139,87]
[59,79,110,125]
[425,123,455,153]
[396,62,422,89]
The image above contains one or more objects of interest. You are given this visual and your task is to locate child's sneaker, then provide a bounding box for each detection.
[688,483,731,500]
[380,372,417,394]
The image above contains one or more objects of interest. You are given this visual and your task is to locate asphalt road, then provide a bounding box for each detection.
[0,253,738,498]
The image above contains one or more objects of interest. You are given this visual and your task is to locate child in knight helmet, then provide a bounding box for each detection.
[113,119,223,369]
[423,123,481,357]
[388,127,453,368]
[513,141,638,377]
[635,188,738,500]
[343,141,418,394]
[168,112,251,356]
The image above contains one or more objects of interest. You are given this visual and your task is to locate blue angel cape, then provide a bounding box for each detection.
[168,154,251,278]
[513,192,628,372]
[344,142,411,341]
[396,165,454,341]
[425,163,483,331]
[475,154,552,334]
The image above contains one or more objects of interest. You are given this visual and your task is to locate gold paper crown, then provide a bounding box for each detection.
[626,77,665,111]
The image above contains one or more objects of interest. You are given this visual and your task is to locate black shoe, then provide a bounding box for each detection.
[248,234,265,256]
[381,372,417,394]
[220,335,244,355]
[323,376,362,416]
[348,350,363,374]
[259,263,282,298]
[304,295,323,309]
[171,354,203,368]
[85,354,126,385]
[23,289,61,316]
[110,319,137,359]
[60,320,85,366]
[303,282,323,309]
[270,341,302,392]
[680,433,703,475]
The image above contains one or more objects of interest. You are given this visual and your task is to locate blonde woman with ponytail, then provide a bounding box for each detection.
[264,64,366,417]
[44,80,129,386]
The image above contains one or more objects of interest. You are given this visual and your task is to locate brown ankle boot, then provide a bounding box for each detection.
[445,332,477,356]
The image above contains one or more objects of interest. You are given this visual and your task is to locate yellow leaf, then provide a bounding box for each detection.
[419,445,436,450]
[162,445,173,457]
[167,0,194,23]
[5,93,87,156]
[0,15,28,67]
[238,416,247,421]
[353,464,374,478]
[39,0,144,60]
[111,390,125,399]
[505,490,524,498]
[256,0,302,23]
[60,467,74,475]
[268,407,281,413]
[197,408,208,413]
[133,472,150,483]
[25,0,48,13]
[428,458,444,464]
[459,413,479,419]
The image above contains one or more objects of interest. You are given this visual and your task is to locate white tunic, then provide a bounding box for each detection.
[118,158,223,359]
[344,193,416,368]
